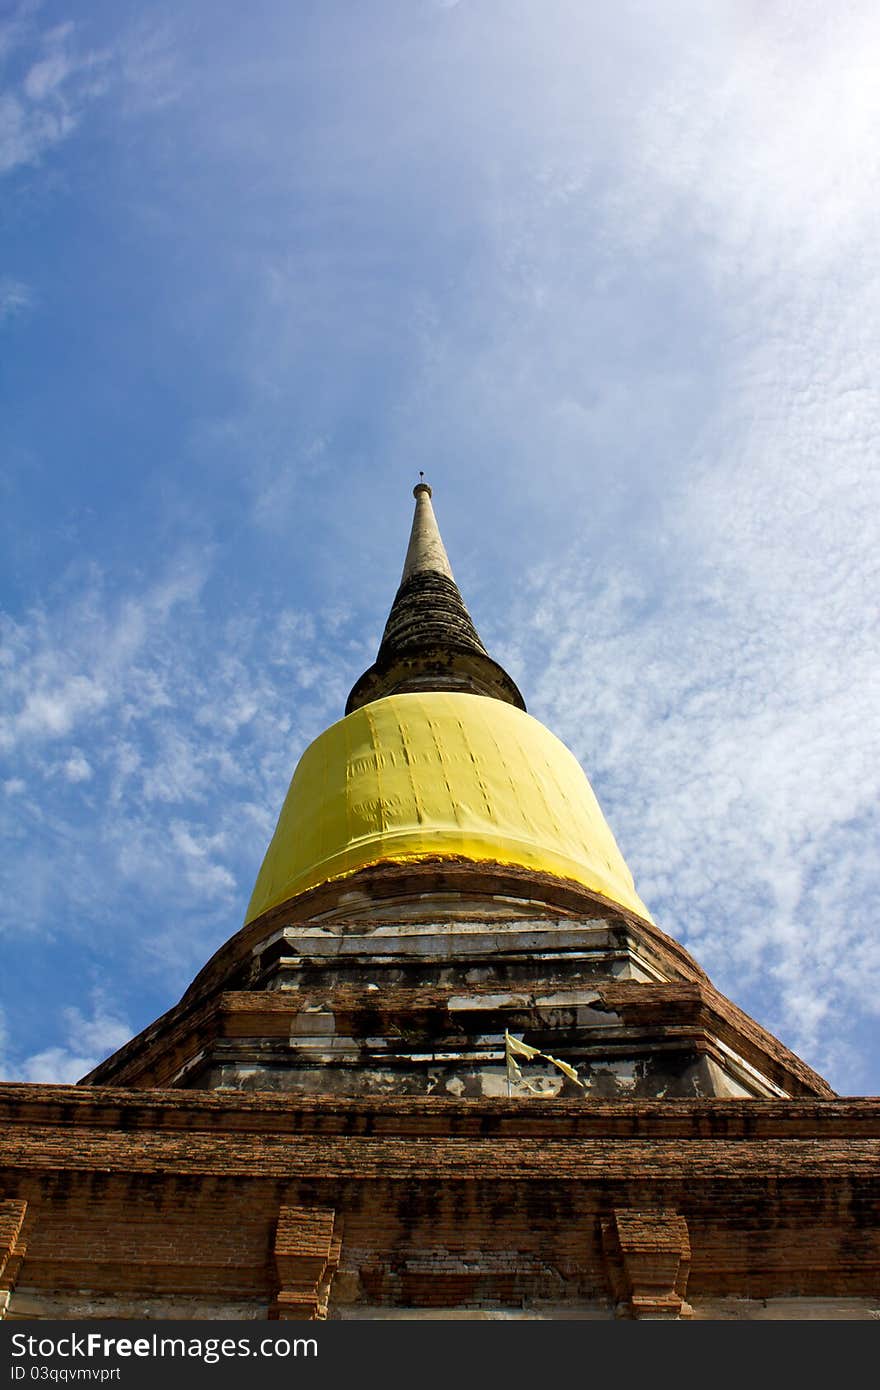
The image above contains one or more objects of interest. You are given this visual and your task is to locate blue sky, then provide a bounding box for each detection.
[2,0,878,1094]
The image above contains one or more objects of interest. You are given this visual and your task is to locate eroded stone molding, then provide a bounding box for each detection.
[601,1207,692,1319]
[0,1198,28,1320]
[269,1205,341,1321]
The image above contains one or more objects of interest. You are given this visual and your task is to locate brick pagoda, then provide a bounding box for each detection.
[2,484,877,1320]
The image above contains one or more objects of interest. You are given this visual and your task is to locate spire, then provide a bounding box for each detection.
[345,481,525,715]
[400,481,454,582]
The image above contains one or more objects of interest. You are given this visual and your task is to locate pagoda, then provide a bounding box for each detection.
[1,485,877,1321]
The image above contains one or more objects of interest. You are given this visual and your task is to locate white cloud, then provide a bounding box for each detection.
[13,677,109,742]
[169,821,236,899]
[63,1001,132,1058]
[0,5,165,176]
[0,276,31,320]
[17,1046,95,1085]
[23,51,74,102]
[63,751,92,783]
[0,560,207,755]
[0,997,132,1084]
[0,90,73,174]
[630,6,880,271]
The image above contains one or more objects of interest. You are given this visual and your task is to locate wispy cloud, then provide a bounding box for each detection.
[0,995,132,1083]
[518,536,878,1084]
[0,552,354,1067]
[117,19,184,114]
[0,561,205,753]
[0,275,31,320]
[0,3,181,177]
[628,5,880,270]
[0,9,113,174]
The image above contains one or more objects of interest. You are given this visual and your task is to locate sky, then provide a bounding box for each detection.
[1,0,878,1095]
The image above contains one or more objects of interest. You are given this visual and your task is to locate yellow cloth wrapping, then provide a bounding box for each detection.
[245,691,653,924]
[504,1031,585,1087]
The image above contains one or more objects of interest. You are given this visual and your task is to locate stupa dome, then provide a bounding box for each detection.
[246,689,652,924]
